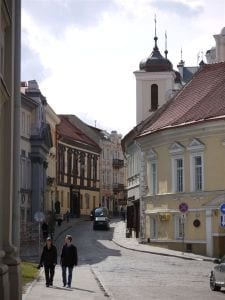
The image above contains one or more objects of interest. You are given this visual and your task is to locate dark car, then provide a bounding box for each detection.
[93,207,110,230]
[210,255,225,291]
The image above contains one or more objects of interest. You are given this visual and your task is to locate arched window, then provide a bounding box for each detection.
[151,84,158,111]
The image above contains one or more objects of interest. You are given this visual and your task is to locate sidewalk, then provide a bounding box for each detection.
[23,265,108,300]
[23,217,109,300]
[112,220,214,262]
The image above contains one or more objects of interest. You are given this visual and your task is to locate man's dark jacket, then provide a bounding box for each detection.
[40,245,57,266]
[61,244,78,267]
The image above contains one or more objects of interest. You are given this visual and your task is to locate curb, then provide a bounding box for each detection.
[112,239,214,262]
[91,266,113,299]
[22,268,44,299]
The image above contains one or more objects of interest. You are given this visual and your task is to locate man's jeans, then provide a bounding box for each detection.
[62,265,74,286]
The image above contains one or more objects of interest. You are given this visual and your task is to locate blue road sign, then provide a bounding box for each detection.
[179,202,188,213]
[220,215,225,227]
[220,203,225,214]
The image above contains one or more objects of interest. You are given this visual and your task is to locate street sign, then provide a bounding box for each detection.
[181,214,186,224]
[220,215,225,227]
[34,211,45,223]
[179,202,189,213]
[220,203,225,214]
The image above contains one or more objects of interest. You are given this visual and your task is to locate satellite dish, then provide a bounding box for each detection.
[34,211,45,222]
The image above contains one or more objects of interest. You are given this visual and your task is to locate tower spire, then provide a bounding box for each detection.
[153,14,158,50]
[164,30,168,58]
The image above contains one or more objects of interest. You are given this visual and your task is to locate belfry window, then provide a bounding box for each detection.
[151,84,158,111]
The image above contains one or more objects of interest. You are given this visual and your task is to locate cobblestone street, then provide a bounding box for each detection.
[58,219,225,300]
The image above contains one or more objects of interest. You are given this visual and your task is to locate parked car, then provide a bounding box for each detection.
[93,207,110,230]
[210,255,225,291]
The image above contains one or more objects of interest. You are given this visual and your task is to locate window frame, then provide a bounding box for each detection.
[190,152,204,192]
[172,156,184,193]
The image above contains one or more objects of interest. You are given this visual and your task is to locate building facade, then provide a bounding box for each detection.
[138,62,225,257]
[45,104,60,213]
[123,25,181,238]
[56,115,101,217]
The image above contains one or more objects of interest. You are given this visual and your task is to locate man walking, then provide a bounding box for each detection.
[60,235,78,288]
[38,237,57,287]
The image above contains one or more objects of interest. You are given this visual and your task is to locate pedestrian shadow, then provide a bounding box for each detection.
[52,286,95,293]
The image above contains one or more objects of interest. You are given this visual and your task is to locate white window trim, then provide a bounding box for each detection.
[147,149,158,195]
[171,155,185,193]
[190,152,204,192]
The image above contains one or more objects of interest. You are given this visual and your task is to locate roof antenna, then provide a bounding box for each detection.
[94,120,97,127]
[164,30,168,58]
[153,14,158,50]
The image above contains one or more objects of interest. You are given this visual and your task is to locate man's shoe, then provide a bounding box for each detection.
[49,282,53,286]
[46,284,49,287]
[63,283,66,287]
[67,284,71,288]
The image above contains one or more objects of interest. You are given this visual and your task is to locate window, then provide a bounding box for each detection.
[150,217,157,239]
[61,191,64,207]
[150,162,157,195]
[151,84,158,111]
[175,158,183,192]
[85,193,90,209]
[187,139,205,192]
[175,215,184,239]
[190,153,204,192]
[147,149,158,195]
[194,155,203,191]
[67,192,70,208]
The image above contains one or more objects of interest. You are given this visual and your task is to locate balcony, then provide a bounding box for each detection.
[112,159,124,168]
[113,183,124,193]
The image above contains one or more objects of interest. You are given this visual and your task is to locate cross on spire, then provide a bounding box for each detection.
[164,30,168,58]
[153,14,158,50]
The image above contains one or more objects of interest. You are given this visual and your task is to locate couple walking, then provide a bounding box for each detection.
[39,234,78,288]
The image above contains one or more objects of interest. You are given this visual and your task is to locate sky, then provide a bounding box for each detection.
[21,0,225,136]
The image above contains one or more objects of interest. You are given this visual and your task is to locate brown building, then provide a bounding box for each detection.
[56,115,101,217]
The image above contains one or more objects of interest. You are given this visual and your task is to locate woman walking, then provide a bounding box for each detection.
[38,237,57,287]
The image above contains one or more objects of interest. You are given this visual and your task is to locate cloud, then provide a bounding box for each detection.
[151,0,203,17]
[22,0,119,34]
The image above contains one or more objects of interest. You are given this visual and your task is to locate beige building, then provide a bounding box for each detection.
[45,104,60,213]
[0,0,22,299]
[138,62,225,257]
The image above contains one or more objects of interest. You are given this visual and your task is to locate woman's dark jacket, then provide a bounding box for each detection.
[61,244,78,267]
[40,245,57,266]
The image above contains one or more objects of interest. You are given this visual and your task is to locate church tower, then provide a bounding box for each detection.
[134,18,178,125]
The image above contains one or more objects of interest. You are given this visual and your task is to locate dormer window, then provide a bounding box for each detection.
[151,84,158,111]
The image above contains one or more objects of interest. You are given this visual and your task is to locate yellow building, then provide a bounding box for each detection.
[56,115,101,217]
[137,62,225,257]
[45,104,60,213]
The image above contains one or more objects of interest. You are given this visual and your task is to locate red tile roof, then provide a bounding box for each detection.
[140,62,225,137]
[57,115,100,150]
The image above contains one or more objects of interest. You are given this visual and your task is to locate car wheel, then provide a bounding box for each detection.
[210,272,221,291]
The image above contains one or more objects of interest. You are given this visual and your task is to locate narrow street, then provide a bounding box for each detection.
[55,219,225,300]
